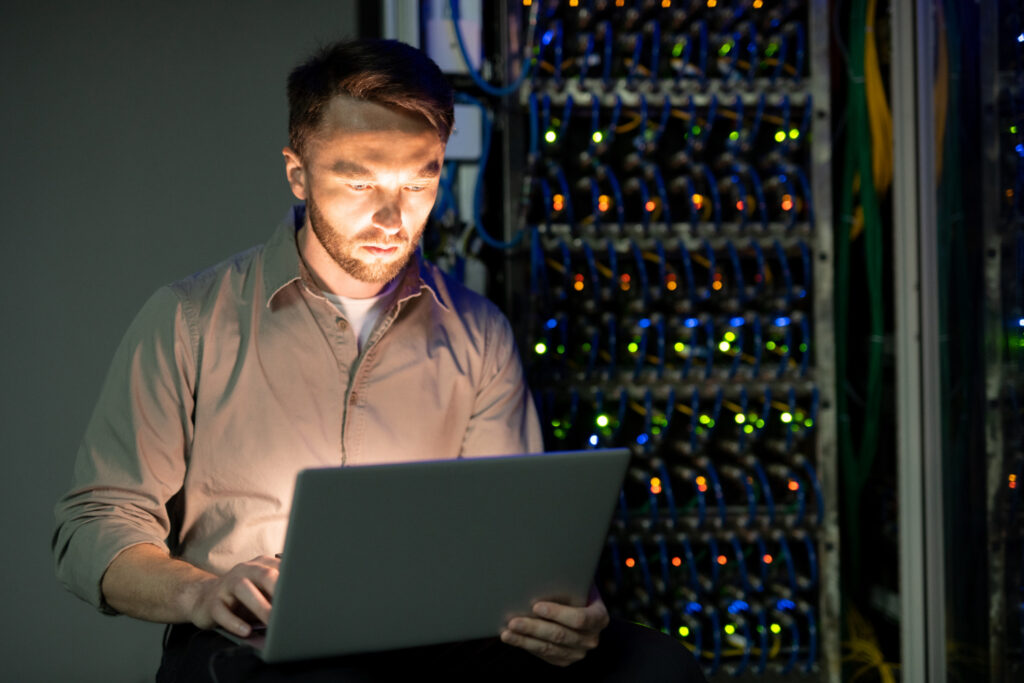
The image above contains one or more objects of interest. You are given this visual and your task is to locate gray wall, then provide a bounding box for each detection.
[1,2,359,680]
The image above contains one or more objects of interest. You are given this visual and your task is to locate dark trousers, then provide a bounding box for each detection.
[156,619,707,682]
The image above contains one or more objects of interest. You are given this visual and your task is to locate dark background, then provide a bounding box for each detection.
[0,2,358,679]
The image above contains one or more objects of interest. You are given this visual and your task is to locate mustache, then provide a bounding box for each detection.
[352,230,409,246]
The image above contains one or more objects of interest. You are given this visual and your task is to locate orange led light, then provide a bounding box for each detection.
[667,280,677,291]
[553,194,565,211]
[625,557,636,568]
[1007,189,1015,199]
[716,554,727,565]
[651,485,662,494]
[736,200,745,212]
[781,194,794,211]
[616,0,625,6]
[712,280,723,291]
[671,556,682,567]
[573,281,585,291]
[598,194,611,212]
[662,0,671,6]
[645,200,656,212]
[788,479,800,491]
[753,0,763,7]
[523,0,532,5]
[570,0,579,6]
[692,193,704,210]
[1011,474,1018,489]
[763,553,774,564]
[707,0,717,7]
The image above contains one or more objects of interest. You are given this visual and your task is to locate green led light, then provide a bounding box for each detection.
[804,418,814,427]
[674,342,686,353]
[534,341,547,354]
[699,415,711,425]
[592,131,604,143]
[724,331,736,342]
[744,425,754,434]
[780,345,789,353]
[544,129,557,143]
[718,341,731,352]
[780,412,793,424]
[770,623,782,635]
[628,342,639,353]
[724,624,736,635]
[651,426,661,435]
[756,419,765,428]
[582,342,592,352]
[672,43,684,58]
[766,341,777,351]
[729,131,740,141]
[774,130,786,143]
[678,626,690,637]
[692,125,702,136]
[708,419,715,428]
[596,414,610,428]
[766,43,779,56]
[556,344,565,354]
[719,43,732,56]
[553,428,566,439]
[789,128,800,139]
[1011,125,1019,134]
[551,419,561,427]
[799,343,808,352]
[735,413,746,424]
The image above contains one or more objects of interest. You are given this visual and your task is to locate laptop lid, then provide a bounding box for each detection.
[254,448,630,663]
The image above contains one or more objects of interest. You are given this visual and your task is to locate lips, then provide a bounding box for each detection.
[362,245,400,256]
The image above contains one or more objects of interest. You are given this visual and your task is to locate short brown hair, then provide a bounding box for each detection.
[287,38,455,156]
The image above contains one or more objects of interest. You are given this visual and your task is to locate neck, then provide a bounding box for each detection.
[296,222,390,299]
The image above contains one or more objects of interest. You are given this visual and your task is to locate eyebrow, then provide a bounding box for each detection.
[329,158,442,179]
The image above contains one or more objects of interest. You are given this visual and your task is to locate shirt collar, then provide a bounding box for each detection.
[262,204,449,312]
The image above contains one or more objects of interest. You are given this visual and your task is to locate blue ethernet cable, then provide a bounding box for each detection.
[700,164,723,230]
[626,31,643,89]
[447,0,535,97]
[773,240,795,307]
[631,240,649,305]
[648,19,661,84]
[578,32,595,85]
[679,241,697,306]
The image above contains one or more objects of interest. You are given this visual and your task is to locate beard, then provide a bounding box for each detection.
[306,193,420,284]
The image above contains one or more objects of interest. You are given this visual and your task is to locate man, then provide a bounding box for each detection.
[54,39,703,682]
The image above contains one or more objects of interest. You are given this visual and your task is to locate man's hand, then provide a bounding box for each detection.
[100,543,280,637]
[182,555,280,638]
[500,588,610,667]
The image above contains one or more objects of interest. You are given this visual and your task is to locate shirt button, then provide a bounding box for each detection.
[336,318,347,329]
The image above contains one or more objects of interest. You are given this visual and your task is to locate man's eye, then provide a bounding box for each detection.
[405,185,425,192]
[349,184,370,191]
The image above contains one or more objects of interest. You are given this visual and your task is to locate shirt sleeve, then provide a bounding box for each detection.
[460,309,544,457]
[52,286,196,612]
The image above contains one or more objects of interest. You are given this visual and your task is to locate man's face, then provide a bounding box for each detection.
[284,95,445,288]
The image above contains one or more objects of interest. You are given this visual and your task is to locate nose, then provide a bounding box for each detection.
[371,191,403,234]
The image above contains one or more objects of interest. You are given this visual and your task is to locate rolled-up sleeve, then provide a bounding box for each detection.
[52,286,196,612]
[460,311,543,457]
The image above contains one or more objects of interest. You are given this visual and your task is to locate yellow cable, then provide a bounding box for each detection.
[864,0,893,197]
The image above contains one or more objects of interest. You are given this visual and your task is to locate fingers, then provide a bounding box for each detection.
[191,555,280,637]
[500,625,590,667]
[501,599,610,667]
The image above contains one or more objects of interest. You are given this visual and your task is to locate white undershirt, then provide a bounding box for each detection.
[323,278,399,351]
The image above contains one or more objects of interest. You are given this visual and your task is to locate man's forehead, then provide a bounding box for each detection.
[320,94,435,137]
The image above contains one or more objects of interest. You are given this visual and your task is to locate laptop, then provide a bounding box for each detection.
[231,448,630,663]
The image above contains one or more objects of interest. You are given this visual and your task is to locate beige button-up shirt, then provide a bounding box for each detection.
[53,208,543,611]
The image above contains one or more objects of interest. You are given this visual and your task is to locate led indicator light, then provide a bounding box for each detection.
[753,0,763,7]
[763,553,773,564]
[628,342,639,353]
[592,131,604,144]
[671,556,682,567]
[661,0,671,7]
[789,128,800,139]
[598,194,611,212]
[674,341,686,352]
[781,194,794,211]
[716,554,727,566]
[636,433,649,445]
[544,129,557,144]
[569,0,579,6]
[588,434,599,446]
[596,414,610,428]
[672,43,684,58]
[766,340,777,351]
[638,318,651,328]
[645,200,656,212]
[691,125,702,136]
[678,626,690,637]
[718,341,731,352]
[744,425,754,433]
[691,193,704,210]
[546,318,557,329]
[625,557,636,568]
[553,194,565,211]
[774,316,791,327]
[736,200,745,212]
[788,479,800,491]
[780,412,793,423]
[684,317,700,328]
[534,341,547,354]
[724,624,736,635]
[735,413,746,424]
[729,130,740,141]
[712,280,723,291]
[770,623,782,634]
[707,0,717,7]
[724,331,736,342]
[1011,126,1019,134]
[774,130,786,143]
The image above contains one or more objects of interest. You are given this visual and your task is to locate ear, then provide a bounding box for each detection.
[282,146,307,201]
